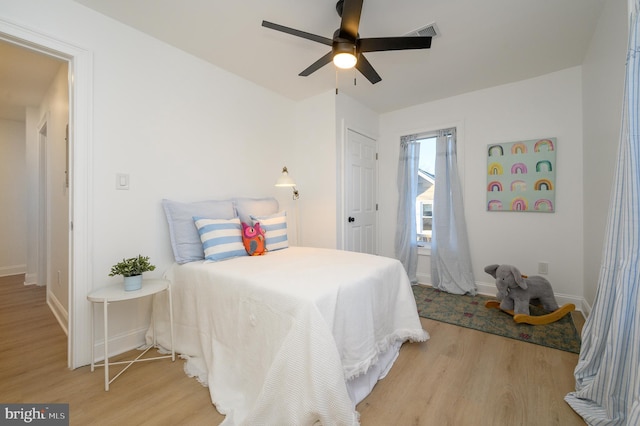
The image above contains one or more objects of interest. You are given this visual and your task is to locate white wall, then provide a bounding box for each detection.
[36,64,70,319]
[292,90,337,248]
[24,107,39,285]
[290,91,380,250]
[1,0,296,362]
[581,0,627,307]
[0,118,27,276]
[380,68,585,303]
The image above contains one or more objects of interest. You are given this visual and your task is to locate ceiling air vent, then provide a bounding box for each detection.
[406,22,440,38]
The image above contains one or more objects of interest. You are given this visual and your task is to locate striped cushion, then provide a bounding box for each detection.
[193,217,247,261]
[250,211,288,251]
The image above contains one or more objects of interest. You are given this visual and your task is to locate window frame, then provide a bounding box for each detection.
[413,132,438,249]
[406,123,465,256]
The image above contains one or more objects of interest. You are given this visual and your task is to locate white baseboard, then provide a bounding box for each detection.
[24,273,38,285]
[47,290,69,336]
[0,264,26,277]
[578,298,592,318]
[416,277,498,297]
[416,272,431,286]
[475,282,497,297]
[89,327,149,363]
[554,293,586,314]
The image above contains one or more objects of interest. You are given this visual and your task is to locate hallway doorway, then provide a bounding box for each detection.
[0,18,94,369]
[0,37,69,356]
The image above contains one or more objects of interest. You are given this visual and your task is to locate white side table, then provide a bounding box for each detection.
[87,278,175,391]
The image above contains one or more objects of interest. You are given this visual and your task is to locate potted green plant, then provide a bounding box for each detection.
[109,255,156,291]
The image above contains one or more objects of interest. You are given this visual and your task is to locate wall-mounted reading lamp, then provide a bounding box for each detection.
[275,166,299,200]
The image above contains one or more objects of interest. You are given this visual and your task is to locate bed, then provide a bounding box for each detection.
[148,197,429,425]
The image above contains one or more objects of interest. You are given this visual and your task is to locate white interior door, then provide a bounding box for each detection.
[345,129,377,254]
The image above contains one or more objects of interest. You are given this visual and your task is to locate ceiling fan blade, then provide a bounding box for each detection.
[299,51,334,76]
[355,54,381,84]
[262,20,333,46]
[339,0,363,40]
[359,36,432,52]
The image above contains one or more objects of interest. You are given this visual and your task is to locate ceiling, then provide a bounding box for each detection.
[71,0,604,113]
[0,41,64,121]
[1,1,606,120]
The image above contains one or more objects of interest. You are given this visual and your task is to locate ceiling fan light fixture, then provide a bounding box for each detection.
[262,0,433,83]
[333,52,357,69]
[333,40,357,69]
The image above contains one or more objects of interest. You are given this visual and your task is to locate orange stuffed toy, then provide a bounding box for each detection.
[241,222,267,256]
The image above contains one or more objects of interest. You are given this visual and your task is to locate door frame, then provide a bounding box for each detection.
[37,117,48,292]
[338,120,379,253]
[0,17,94,369]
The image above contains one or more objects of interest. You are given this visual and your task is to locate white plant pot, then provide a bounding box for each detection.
[123,275,143,291]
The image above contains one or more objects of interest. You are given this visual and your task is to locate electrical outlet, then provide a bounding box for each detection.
[538,262,549,275]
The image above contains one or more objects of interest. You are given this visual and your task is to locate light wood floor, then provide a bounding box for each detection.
[1,274,585,425]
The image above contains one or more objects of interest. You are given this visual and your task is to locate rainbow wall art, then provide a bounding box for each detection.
[486,138,556,212]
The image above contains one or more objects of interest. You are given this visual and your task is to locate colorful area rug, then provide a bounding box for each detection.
[412,285,581,353]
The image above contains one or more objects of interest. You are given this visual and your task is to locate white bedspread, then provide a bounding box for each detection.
[149,247,429,425]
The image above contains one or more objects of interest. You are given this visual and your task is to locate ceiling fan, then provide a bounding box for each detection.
[262,0,432,84]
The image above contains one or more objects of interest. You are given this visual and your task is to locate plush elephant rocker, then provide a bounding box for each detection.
[484,264,559,316]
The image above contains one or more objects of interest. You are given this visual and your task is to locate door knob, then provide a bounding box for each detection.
[348,217,355,223]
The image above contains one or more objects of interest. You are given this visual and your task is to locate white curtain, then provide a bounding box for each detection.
[395,135,420,283]
[430,129,477,295]
[564,3,640,424]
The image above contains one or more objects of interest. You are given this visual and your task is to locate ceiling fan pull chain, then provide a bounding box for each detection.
[336,70,339,95]
[353,44,357,88]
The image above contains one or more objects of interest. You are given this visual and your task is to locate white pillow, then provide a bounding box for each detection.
[162,199,235,264]
[193,217,247,261]
[250,211,288,251]
[234,197,279,224]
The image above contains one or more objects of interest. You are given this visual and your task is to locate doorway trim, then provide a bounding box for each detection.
[0,17,94,369]
[37,117,48,292]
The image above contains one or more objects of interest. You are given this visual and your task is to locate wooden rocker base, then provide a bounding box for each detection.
[485,300,576,325]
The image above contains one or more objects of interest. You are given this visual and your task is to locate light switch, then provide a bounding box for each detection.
[116,173,129,190]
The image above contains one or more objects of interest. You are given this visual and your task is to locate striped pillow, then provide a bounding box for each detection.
[250,211,288,251]
[193,217,247,261]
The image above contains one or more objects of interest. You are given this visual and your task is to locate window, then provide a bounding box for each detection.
[415,134,437,245]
